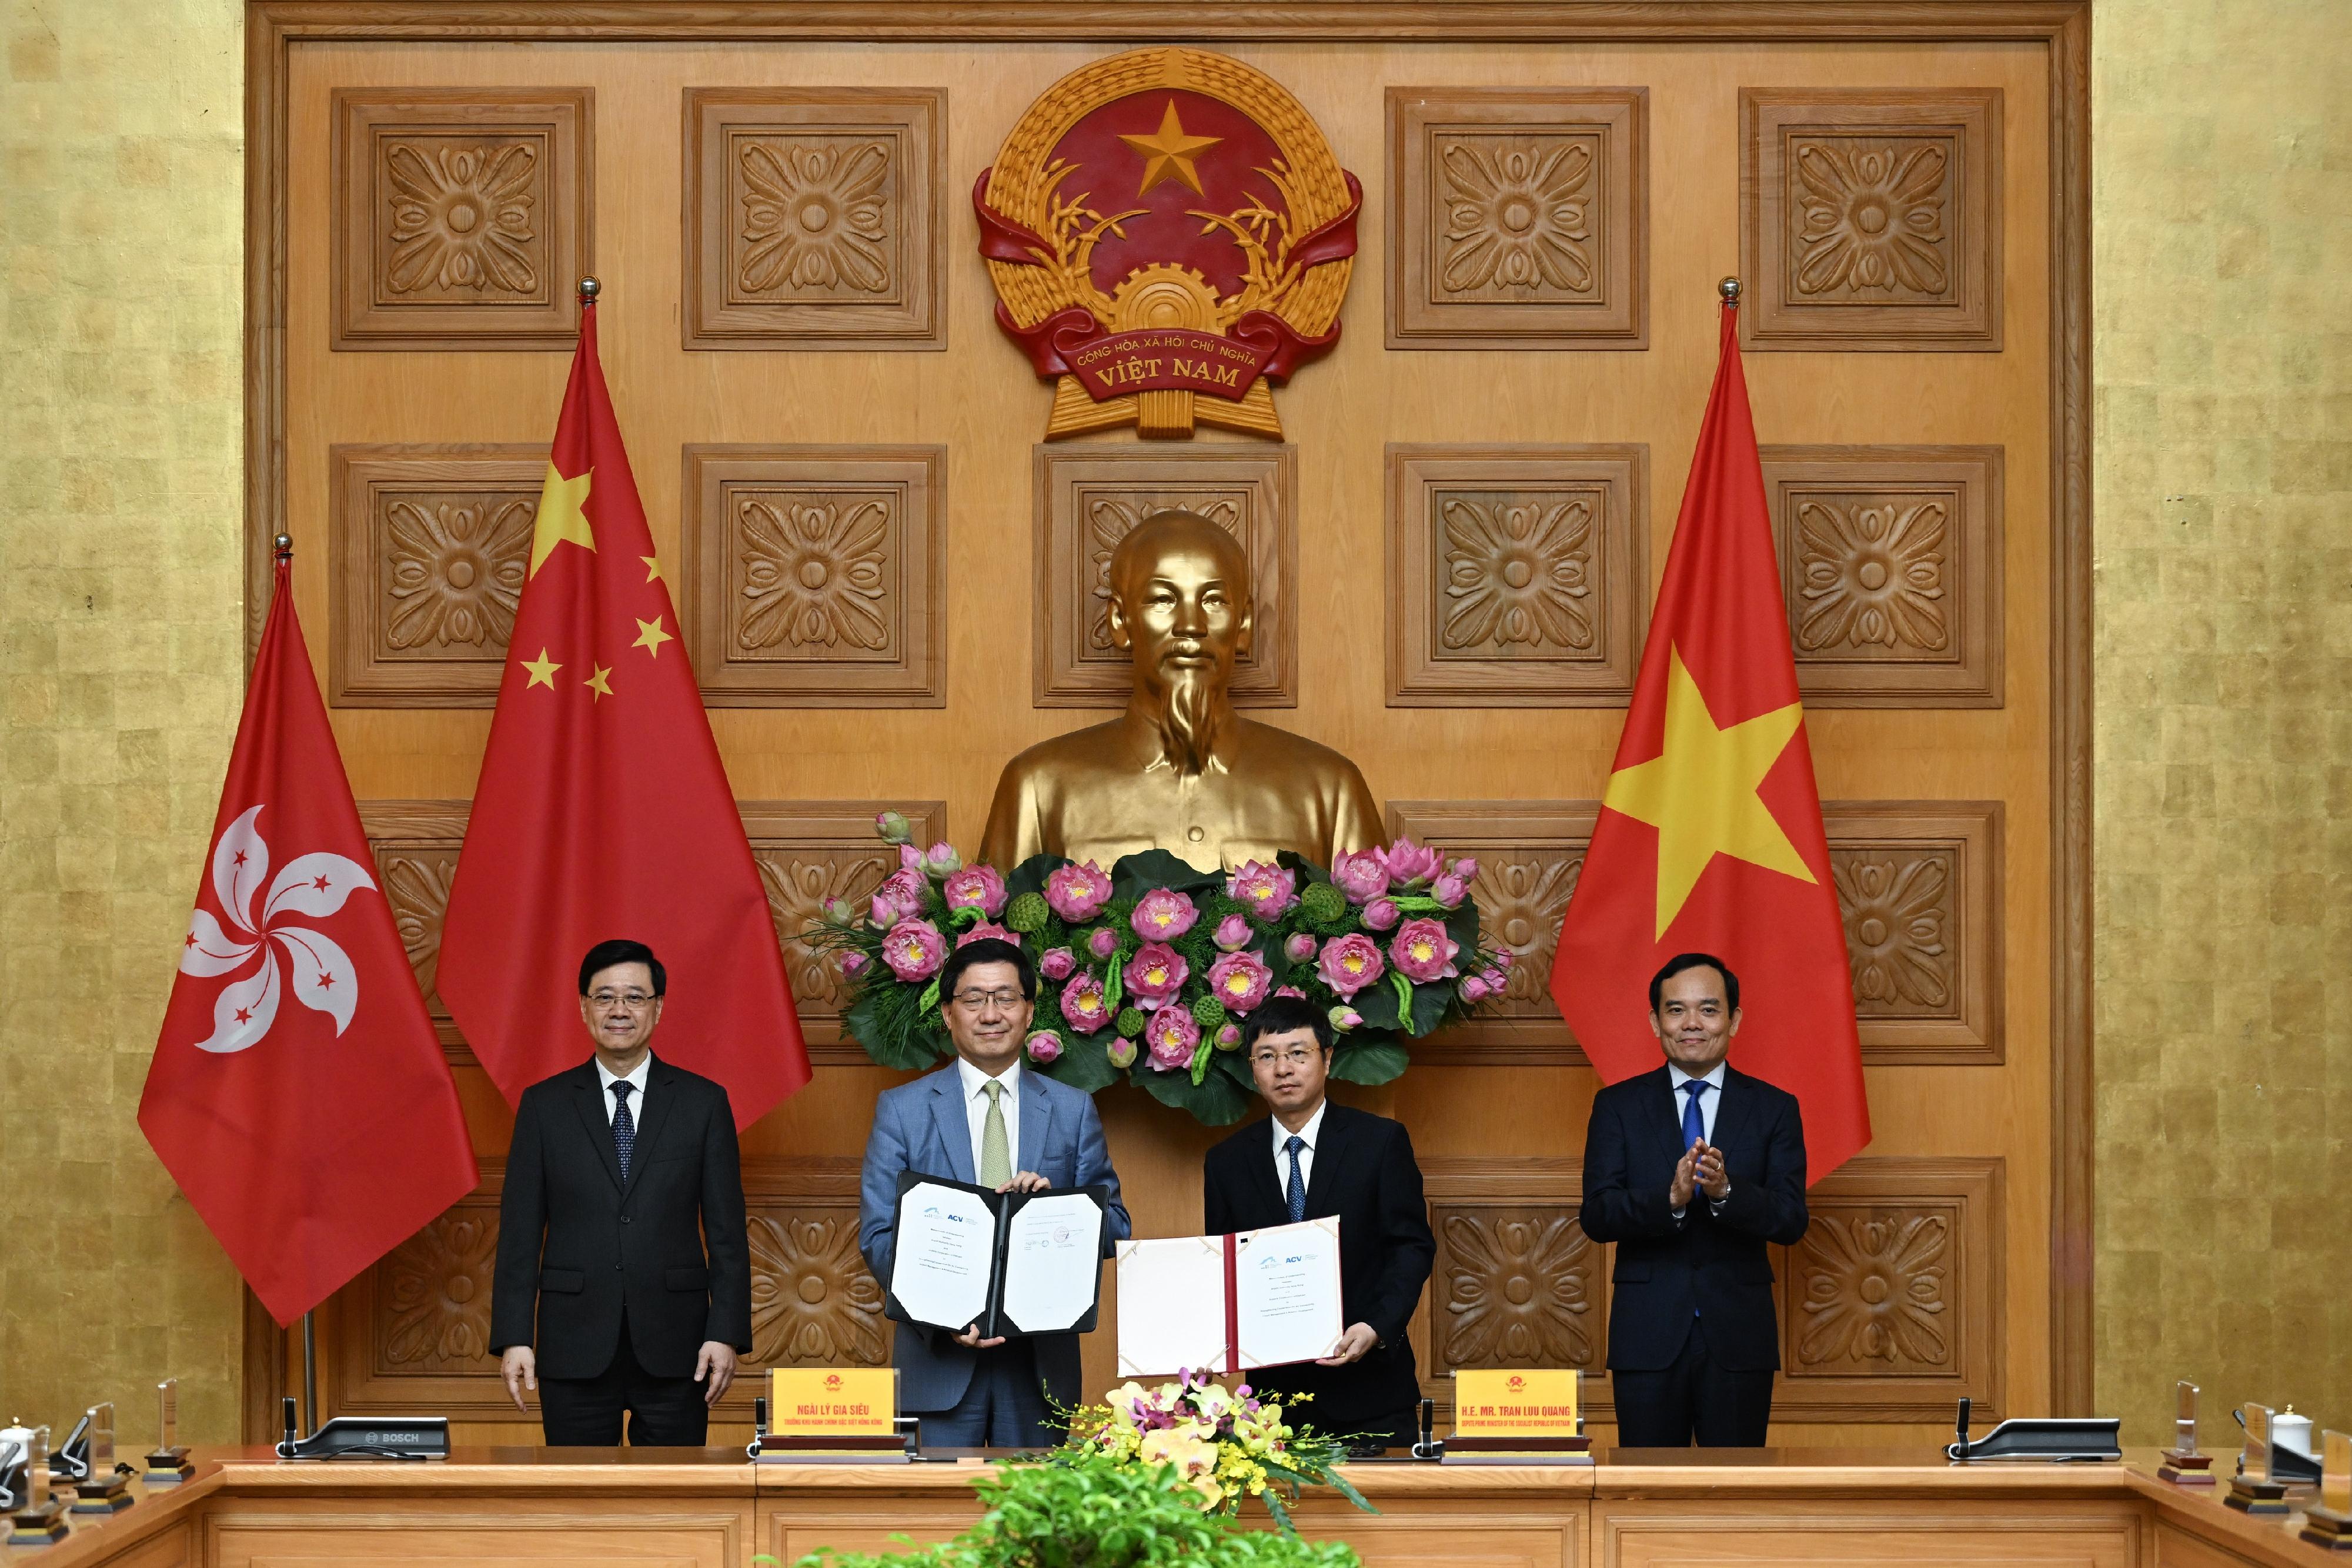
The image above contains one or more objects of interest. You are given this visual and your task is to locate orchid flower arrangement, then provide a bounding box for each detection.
[1060,1370,1372,1533]
[806,816,1506,1124]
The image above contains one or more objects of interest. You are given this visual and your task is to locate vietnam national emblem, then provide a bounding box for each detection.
[977,48,1360,440]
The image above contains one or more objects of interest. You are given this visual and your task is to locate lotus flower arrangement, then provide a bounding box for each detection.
[804,818,1505,1124]
[1060,1371,1371,1533]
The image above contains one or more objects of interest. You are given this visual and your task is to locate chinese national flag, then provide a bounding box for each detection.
[141,552,478,1324]
[437,300,810,1127]
[1550,300,1869,1179]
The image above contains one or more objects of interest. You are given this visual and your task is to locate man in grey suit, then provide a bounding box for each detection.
[858,937,1130,1446]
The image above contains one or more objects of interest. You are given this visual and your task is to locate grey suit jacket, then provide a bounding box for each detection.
[857,1064,1130,1416]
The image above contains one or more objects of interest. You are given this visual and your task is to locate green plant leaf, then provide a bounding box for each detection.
[1134,1060,1253,1123]
[1110,849,1219,900]
[1329,1034,1409,1084]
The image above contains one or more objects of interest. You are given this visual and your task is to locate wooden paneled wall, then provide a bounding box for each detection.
[240,3,2090,1446]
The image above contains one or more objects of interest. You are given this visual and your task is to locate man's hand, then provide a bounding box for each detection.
[997,1171,1050,1194]
[1668,1143,1701,1209]
[1316,1322,1379,1366]
[694,1342,739,1406]
[1694,1141,1730,1202]
[952,1322,1007,1349]
[500,1346,537,1413]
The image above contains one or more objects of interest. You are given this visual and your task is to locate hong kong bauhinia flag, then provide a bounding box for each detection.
[1551,296,1870,1179]
[437,296,810,1126]
[141,549,478,1325]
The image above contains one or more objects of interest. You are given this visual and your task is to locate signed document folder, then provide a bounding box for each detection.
[1115,1216,1343,1379]
[884,1173,1110,1340]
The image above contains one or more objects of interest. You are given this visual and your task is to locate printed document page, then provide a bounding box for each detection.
[1233,1216,1343,1370]
[890,1180,995,1332]
[999,1192,1104,1333]
[1115,1236,1227,1378]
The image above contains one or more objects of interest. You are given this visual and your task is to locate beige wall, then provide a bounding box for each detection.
[1,0,2343,1447]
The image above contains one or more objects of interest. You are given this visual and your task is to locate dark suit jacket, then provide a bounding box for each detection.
[1202,1102,1435,1434]
[490,1055,753,1381]
[1578,1064,1809,1373]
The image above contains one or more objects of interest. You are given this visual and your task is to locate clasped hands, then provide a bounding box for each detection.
[951,1169,1052,1349]
[500,1340,739,1411]
[1669,1140,1731,1210]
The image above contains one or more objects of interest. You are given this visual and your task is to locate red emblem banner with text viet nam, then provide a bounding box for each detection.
[1550,301,1869,1181]
[437,302,810,1129]
[141,553,478,1325]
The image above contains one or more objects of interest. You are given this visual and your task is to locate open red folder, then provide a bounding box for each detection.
[1114,1216,1342,1379]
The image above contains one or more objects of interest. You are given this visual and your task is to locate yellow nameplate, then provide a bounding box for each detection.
[769,1368,898,1437]
[1453,1369,1579,1437]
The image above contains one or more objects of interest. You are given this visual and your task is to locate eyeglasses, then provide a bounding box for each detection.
[1249,1047,1319,1069]
[951,988,1027,1012]
[589,989,657,1010]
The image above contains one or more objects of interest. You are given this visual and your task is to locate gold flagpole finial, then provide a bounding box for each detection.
[1718,276,1742,306]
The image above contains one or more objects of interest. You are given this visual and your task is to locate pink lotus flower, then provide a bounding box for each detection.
[1123,942,1189,1008]
[1378,837,1444,888]
[1045,861,1114,922]
[1330,850,1389,905]
[1327,1006,1362,1031]
[1106,1035,1138,1068]
[1130,888,1200,941]
[823,897,855,922]
[1061,975,1111,1034]
[922,842,962,875]
[1361,896,1401,932]
[1274,985,1306,999]
[1087,926,1120,961]
[1144,1007,1201,1072]
[1283,931,1318,964]
[1461,974,1489,1002]
[1389,917,1460,983]
[869,867,927,927]
[1039,947,1077,981]
[1480,968,1508,992]
[1431,873,1468,909]
[874,810,912,844]
[1025,1031,1063,1065]
[881,919,946,982]
[956,921,1018,949]
[898,843,925,871]
[1212,914,1252,952]
[1492,947,1515,969]
[1207,951,1274,1014]
[1449,856,1480,884]
[1216,1022,1242,1050]
[943,864,1008,918]
[840,950,868,977]
[1226,861,1299,920]
[1318,933,1385,999]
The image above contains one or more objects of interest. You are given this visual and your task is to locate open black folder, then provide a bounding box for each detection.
[883,1172,1111,1340]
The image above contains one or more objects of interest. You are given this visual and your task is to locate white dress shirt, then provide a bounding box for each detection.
[957,1057,1023,1178]
[594,1053,652,1124]
[1270,1098,1328,1197]
[1668,1061,1726,1145]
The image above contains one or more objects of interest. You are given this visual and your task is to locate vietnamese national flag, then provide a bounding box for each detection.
[1550,299,1869,1179]
[437,300,810,1127]
[141,550,479,1324]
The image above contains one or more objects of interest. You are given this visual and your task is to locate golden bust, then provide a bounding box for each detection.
[981,510,1383,874]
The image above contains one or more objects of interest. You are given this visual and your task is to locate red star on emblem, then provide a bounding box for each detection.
[312,874,330,891]
[232,850,248,865]
[234,1007,252,1024]
[183,932,198,948]
[315,974,335,990]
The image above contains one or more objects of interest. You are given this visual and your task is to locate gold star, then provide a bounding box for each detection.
[521,647,561,689]
[641,554,664,584]
[583,664,613,700]
[1602,646,1816,939]
[529,463,595,577]
[1119,99,1222,196]
[632,616,674,658]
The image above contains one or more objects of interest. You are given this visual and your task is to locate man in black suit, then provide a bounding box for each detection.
[1580,953,1809,1448]
[490,938,753,1446]
[1202,995,1435,1450]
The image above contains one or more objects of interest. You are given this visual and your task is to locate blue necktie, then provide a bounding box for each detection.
[612,1081,637,1181]
[1284,1135,1307,1223]
[1681,1078,1708,1151]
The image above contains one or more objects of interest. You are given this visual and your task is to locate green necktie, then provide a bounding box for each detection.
[979,1079,1012,1188]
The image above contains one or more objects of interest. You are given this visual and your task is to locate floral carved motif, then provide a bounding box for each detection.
[1438,492,1596,654]
[1440,135,1597,299]
[380,1210,498,1372]
[736,493,893,654]
[739,137,893,296]
[383,495,533,651]
[1795,1211,1951,1369]
[1085,494,1248,654]
[1438,1210,1593,1367]
[383,139,543,297]
[1789,136,1952,299]
[748,1211,887,1366]
[380,850,458,1007]
[1469,852,1582,1012]
[757,852,891,1010]
[1792,493,1950,654]
[1832,848,1954,1016]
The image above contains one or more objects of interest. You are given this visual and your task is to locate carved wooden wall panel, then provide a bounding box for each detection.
[330,1156,883,1417]
[1386,86,1647,349]
[683,88,945,351]
[332,89,593,350]
[358,800,471,1056]
[740,800,948,1065]
[1823,801,2002,1065]
[1740,89,2002,351]
[1387,446,1647,707]
[1033,446,1297,708]
[679,446,947,707]
[329,446,545,707]
[1763,446,2004,707]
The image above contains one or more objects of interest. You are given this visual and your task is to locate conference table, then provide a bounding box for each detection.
[19,1444,2328,1566]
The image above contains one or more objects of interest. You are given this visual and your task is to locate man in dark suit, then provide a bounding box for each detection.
[491,938,752,1446]
[1580,952,1809,1447]
[1202,995,1435,1450]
